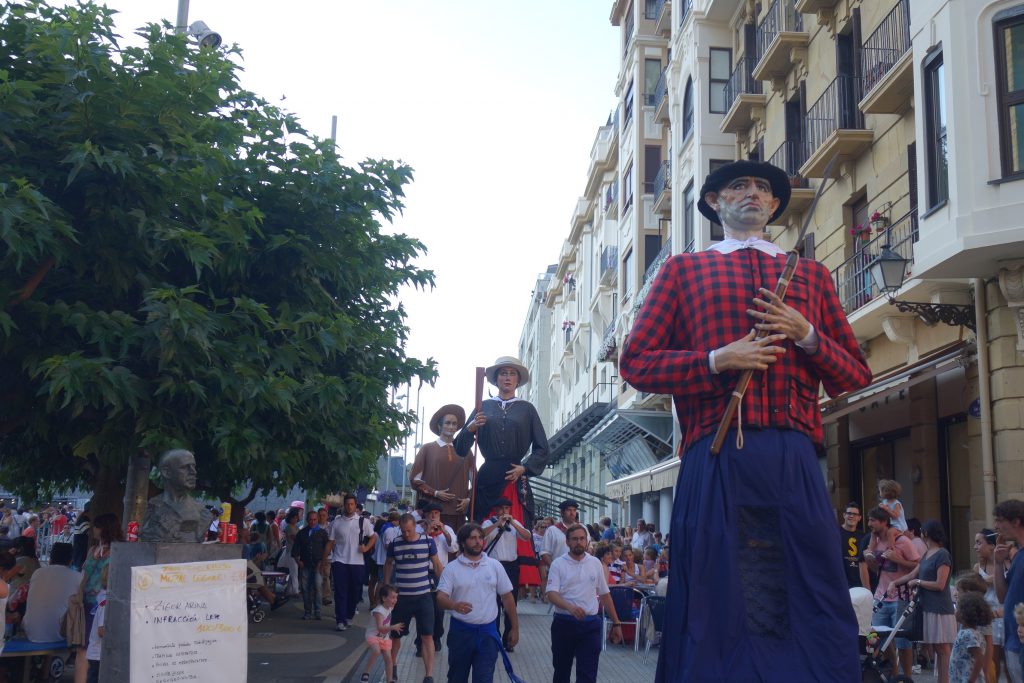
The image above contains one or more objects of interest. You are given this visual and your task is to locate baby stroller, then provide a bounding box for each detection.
[851,586,918,683]
[247,586,267,623]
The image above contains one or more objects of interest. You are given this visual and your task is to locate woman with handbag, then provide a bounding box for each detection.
[73,513,121,683]
[895,519,957,683]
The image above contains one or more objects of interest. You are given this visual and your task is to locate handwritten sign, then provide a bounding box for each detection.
[130,559,247,683]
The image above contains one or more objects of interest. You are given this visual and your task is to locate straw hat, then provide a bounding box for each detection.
[429,404,466,436]
[484,356,530,387]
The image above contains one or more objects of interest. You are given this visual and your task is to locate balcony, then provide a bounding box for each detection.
[767,140,815,226]
[800,76,873,178]
[653,68,669,123]
[720,56,765,134]
[832,209,919,313]
[600,245,619,287]
[859,0,913,115]
[653,0,672,36]
[678,0,692,27]
[652,161,671,215]
[604,182,619,220]
[642,238,673,286]
[795,0,839,13]
[597,320,617,362]
[752,0,808,83]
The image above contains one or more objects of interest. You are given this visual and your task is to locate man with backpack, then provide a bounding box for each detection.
[323,494,376,631]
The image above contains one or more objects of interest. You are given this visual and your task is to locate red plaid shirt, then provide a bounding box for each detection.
[620,248,871,454]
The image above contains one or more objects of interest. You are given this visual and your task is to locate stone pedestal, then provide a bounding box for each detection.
[99,542,243,683]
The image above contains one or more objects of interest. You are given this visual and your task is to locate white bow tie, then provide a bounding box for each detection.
[707,237,786,257]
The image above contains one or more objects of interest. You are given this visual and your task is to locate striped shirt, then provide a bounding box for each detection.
[387,533,437,596]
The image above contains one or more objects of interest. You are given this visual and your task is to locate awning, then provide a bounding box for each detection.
[820,341,973,424]
[584,408,674,484]
[605,457,679,499]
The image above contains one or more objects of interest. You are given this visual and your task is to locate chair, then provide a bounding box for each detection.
[640,595,667,663]
[602,585,645,652]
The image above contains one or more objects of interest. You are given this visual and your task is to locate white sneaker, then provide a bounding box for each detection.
[336,622,348,631]
[911,665,922,675]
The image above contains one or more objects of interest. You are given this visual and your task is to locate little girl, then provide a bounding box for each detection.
[878,479,908,531]
[949,591,991,683]
[642,548,659,583]
[361,584,403,683]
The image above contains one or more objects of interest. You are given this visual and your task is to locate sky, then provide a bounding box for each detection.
[90,1,621,463]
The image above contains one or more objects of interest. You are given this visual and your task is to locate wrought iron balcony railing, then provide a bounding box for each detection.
[768,139,808,181]
[832,209,919,313]
[756,0,803,59]
[803,76,864,155]
[861,0,911,94]
[723,56,763,113]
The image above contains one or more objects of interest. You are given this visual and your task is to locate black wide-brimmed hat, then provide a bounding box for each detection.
[697,160,791,225]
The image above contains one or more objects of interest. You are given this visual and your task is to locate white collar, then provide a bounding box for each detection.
[486,396,521,409]
[457,553,486,568]
[707,236,786,257]
[435,437,453,447]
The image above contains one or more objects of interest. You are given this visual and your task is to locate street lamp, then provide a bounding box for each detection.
[868,244,976,331]
[176,1,221,48]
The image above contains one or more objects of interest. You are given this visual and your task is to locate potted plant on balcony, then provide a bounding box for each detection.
[562,320,576,331]
[563,273,576,290]
[850,224,873,242]
[869,210,889,232]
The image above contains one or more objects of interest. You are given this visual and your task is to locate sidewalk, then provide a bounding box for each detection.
[366,598,659,683]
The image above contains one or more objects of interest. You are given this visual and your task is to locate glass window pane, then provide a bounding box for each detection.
[710,49,731,79]
[1004,22,1024,92]
[710,83,727,113]
[1010,103,1024,173]
[645,59,661,95]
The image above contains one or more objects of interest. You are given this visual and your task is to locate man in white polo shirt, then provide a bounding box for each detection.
[322,494,376,631]
[546,524,623,683]
[437,523,518,683]
[541,499,578,567]
[482,497,531,652]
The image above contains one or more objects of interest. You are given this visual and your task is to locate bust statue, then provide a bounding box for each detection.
[139,449,209,543]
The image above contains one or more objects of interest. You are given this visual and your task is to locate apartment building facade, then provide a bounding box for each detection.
[521,0,1024,557]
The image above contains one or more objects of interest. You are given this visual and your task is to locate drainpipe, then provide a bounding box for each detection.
[974,278,996,526]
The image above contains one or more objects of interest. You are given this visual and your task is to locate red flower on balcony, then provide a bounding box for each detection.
[851,224,872,241]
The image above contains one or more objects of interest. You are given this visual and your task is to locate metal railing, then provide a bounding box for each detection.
[756,0,804,59]
[643,238,672,285]
[722,55,763,114]
[804,76,864,155]
[563,326,574,348]
[605,182,619,212]
[652,160,670,197]
[861,0,911,94]
[768,139,808,183]
[678,0,693,26]
[653,67,669,112]
[645,0,660,20]
[623,11,634,57]
[832,209,919,313]
[600,245,619,283]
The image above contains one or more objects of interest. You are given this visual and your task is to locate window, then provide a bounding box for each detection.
[995,9,1024,177]
[709,48,732,114]
[708,159,732,241]
[644,0,658,20]
[623,5,635,57]
[683,180,695,251]
[644,146,661,194]
[682,78,694,139]
[624,80,635,128]
[924,49,948,207]
[623,163,634,212]
[622,248,635,303]
[644,59,662,105]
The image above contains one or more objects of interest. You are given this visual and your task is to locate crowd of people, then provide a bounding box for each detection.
[840,478,1024,683]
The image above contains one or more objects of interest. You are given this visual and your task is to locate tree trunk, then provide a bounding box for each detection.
[122,450,152,533]
[90,461,126,525]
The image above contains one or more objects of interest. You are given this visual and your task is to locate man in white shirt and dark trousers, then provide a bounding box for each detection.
[540,499,578,568]
[546,524,623,683]
[482,497,531,652]
[437,523,519,683]
[323,494,376,631]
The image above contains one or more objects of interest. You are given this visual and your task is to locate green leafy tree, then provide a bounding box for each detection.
[0,1,435,518]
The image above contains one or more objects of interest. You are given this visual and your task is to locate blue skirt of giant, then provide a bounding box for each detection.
[655,429,860,683]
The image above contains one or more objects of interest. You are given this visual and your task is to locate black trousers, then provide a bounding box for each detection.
[498,559,519,644]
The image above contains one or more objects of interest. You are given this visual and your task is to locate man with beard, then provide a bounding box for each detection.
[437,523,518,683]
[545,524,623,683]
[411,404,475,531]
